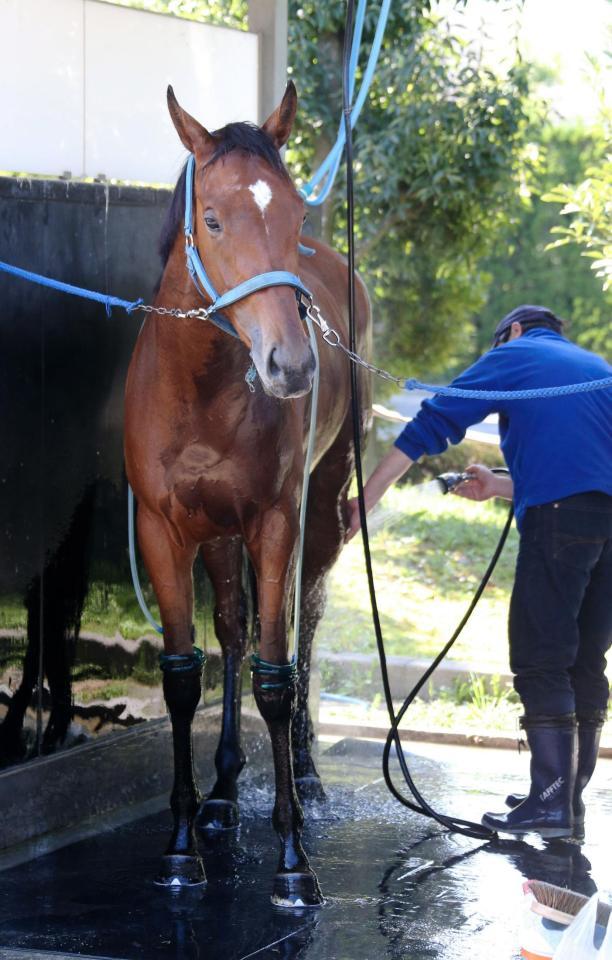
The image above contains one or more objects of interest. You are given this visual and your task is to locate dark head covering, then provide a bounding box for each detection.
[492,305,564,346]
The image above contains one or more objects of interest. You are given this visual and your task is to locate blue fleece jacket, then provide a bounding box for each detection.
[394,329,612,528]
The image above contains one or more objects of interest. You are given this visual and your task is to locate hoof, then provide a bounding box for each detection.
[295,775,326,804]
[154,853,207,888]
[198,798,240,831]
[271,871,324,909]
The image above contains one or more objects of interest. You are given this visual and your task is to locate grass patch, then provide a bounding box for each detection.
[320,484,518,669]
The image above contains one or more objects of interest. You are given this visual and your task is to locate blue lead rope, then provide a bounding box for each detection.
[403,377,612,400]
[1,258,609,401]
[0,259,143,316]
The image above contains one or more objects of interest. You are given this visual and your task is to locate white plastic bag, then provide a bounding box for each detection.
[553,893,612,960]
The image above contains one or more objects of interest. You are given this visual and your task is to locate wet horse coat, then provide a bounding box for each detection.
[124,83,371,905]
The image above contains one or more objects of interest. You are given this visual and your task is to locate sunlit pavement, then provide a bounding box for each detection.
[0,736,609,960]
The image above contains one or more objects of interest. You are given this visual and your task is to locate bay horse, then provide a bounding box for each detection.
[124,81,371,907]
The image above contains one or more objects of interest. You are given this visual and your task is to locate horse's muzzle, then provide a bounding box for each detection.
[262,342,316,399]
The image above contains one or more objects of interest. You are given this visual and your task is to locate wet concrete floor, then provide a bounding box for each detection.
[0,736,609,960]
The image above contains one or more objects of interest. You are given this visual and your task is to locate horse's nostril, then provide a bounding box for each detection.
[268,348,281,379]
[307,345,316,375]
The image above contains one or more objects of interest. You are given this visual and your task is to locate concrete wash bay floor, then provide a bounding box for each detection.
[0,736,609,960]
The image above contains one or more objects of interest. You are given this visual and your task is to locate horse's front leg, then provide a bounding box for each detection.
[198,537,248,830]
[137,505,205,888]
[247,506,324,908]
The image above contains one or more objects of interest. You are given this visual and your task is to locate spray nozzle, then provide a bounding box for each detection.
[435,471,471,494]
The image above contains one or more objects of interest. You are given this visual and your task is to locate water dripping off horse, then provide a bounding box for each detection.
[124,81,371,907]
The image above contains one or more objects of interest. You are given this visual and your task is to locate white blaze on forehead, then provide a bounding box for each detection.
[249,179,273,214]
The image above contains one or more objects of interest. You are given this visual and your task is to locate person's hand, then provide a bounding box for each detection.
[452,464,502,502]
[344,447,413,543]
[345,497,361,541]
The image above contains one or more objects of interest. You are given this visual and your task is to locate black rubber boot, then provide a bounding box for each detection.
[482,714,577,838]
[504,710,605,836]
[572,711,606,837]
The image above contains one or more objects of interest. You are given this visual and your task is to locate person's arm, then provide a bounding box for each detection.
[345,446,413,541]
[452,463,513,502]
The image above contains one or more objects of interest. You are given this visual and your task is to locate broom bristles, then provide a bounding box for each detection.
[525,880,611,928]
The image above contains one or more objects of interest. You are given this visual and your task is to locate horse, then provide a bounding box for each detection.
[124,80,371,908]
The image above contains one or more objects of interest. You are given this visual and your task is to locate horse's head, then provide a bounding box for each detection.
[167,83,315,400]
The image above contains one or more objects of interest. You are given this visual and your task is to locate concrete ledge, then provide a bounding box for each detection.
[319,650,513,701]
[0,704,267,855]
[319,721,612,756]
[319,722,519,750]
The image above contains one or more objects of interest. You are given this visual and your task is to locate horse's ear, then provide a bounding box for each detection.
[261,80,298,149]
[167,85,216,159]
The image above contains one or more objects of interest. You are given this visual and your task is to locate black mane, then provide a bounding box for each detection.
[158,122,289,269]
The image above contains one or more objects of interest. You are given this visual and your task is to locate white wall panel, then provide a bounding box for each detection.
[0,0,84,177]
[0,0,260,183]
[84,2,260,183]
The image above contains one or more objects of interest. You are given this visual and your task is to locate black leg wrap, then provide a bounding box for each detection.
[157,646,206,888]
[199,650,246,831]
[251,663,323,907]
[251,655,296,722]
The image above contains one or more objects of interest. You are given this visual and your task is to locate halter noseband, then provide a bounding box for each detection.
[183,155,312,339]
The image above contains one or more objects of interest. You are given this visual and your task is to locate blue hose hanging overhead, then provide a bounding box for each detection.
[300,0,392,207]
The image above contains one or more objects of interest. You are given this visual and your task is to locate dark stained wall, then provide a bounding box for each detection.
[0,175,177,769]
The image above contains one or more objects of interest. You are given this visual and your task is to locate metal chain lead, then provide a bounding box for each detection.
[133,303,211,321]
[306,302,405,384]
[133,299,403,383]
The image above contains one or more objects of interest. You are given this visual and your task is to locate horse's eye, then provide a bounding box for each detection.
[204,215,221,232]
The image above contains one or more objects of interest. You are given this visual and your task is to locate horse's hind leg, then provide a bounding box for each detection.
[293,422,356,801]
[136,505,205,888]
[198,537,248,831]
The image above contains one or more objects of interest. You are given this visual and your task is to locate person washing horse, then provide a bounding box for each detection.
[346,304,612,839]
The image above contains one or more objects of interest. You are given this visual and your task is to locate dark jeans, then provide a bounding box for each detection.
[509,491,612,716]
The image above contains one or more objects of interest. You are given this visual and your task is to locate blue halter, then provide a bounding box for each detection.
[183,155,312,338]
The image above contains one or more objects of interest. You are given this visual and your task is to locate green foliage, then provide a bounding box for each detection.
[444,672,519,708]
[542,73,612,297]
[473,122,612,359]
[96,0,247,28]
[288,1,538,374]
[78,682,130,704]
[320,485,519,666]
[544,172,612,292]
